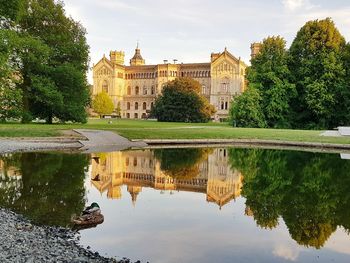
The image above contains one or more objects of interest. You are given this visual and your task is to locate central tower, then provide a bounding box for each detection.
[130,43,145,66]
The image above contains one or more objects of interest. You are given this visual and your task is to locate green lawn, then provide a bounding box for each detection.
[1,119,350,145]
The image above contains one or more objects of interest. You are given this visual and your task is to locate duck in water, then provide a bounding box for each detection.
[72,202,104,229]
[82,202,101,215]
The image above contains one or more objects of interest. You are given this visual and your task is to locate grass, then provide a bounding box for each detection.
[1,118,350,145]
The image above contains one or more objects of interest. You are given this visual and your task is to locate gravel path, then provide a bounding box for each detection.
[0,208,118,263]
[74,129,147,152]
[0,129,148,154]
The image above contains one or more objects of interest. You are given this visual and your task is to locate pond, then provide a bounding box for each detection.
[1,147,350,262]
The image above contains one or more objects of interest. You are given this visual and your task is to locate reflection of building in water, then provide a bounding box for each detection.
[90,149,243,208]
[0,156,23,199]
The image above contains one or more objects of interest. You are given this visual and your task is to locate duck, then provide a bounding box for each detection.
[71,202,104,228]
[82,202,101,215]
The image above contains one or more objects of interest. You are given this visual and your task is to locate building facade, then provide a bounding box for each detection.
[92,45,249,121]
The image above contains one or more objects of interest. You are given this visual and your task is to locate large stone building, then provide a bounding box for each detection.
[92,45,249,121]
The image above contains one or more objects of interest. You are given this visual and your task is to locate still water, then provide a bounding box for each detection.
[1,148,350,262]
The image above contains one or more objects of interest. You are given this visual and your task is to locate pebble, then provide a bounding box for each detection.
[0,208,122,263]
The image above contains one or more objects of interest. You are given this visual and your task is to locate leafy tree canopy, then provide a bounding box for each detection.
[0,0,90,123]
[92,91,114,118]
[229,87,266,128]
[289,18,347,128]
[0,0,24,21]
[152,78,215,123]
[0,30,23,121]
[247,36,296,128]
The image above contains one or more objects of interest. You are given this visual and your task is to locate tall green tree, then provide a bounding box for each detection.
[0,29,23,121]
[248,36,296,128]
[229,87,266,128]
[289,18,347,128]
[152,78,215,123]
[16,0,90,123]
[341,42,350,123]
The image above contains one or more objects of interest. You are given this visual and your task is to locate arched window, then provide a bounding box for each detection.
[143,87,147,95]
[143,102,147,110]
[127,102,131,110]
[151,102,154,109]
[220,98,225,110]
[133,157,137,166]
[126,113,130,118]
[225,101,228,110]
[142,113,147,119]
[135,86,139,95]
[127,86,131,95]
[135,102,139,110]
[134,113,138,119]
[151,86,155,95]
[102,80,108,93]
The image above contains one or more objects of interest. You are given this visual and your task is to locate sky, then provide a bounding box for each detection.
[63,0,350,83]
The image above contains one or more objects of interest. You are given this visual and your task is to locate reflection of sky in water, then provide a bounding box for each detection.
[80,176,350,263]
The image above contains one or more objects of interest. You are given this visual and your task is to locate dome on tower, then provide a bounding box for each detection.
[130,43,145,66]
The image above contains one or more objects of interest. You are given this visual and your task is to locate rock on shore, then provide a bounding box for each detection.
[0,208,117,263]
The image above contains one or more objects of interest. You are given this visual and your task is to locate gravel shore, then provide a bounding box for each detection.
[0,208,122,263]
[0,140,82,154]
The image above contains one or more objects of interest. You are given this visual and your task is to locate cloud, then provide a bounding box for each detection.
[282,0,309,11]
[273,244,300,261]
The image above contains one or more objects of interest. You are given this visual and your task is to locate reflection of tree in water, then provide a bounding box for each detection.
[154,148,211,179]
[0,153,89,226]
[229,148,350,249]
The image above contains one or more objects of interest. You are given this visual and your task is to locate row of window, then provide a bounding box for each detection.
[127,86,155,96]
[181,71,210,78]
[103,83,211,97]
[124,70,211,79]
[97,68,111,76]
[126,113,148,119]
[125,157,154,168]
[126,102,154,110]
